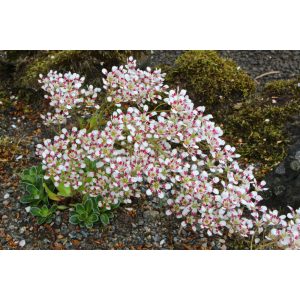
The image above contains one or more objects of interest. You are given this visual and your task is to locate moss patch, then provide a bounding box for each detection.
[166,50,256,108]
[3,50,147,102]
[263,78,300,99]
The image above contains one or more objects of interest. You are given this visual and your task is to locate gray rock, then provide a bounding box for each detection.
[295,151,300,161]
[19,239,26,247]
[275,163,286,175]
[153,234,160,242]
[290,160,300,171]
[265,130,300,208]
[68,231,77,239]
[60,224,68,235]
[273,185,286,196]
[80,230,89,238]
[55,215,62,226]
[76,233,83,240]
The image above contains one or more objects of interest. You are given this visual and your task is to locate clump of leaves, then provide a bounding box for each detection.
[30,205,57,225]
[20,165,59,224]
[69,196,115,228]
[20,165,50,206]
[20,165,117,228]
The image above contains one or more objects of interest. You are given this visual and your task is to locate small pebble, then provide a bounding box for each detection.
[69,231,77,239]
[19,227,27,234]
[80,230,89,238]
[60,224,68,235]
[160,239,166,246]
[19,240,26,248]
[55,215,62,226]
[3,193,9,199]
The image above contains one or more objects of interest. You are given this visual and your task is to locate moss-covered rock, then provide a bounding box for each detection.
[2,50,148,101]
[166,50,256,108]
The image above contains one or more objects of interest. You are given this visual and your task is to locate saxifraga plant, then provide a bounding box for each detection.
[20,56,300,249]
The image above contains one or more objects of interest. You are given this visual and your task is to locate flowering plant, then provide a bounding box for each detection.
[22,57,300,249]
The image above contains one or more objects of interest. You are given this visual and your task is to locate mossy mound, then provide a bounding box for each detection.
[2,50,147,102]
[263,78,300,99]
[223,96,300,177]
[163,51,300,178]
[166,50,256,108]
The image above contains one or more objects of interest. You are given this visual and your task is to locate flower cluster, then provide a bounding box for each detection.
[36,57,300,249]
[102,56,168,107]
[39,71,101,126]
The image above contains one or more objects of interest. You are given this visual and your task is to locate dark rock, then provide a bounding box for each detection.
[55,215,62,226]
[80,230,89,238]
[294,150,300,160]
[273,185,286,196]
[275,163,286,175]
[60,224,68,235]
[290,160,300,171]
[265,120,300,209]
[69,231,77,239]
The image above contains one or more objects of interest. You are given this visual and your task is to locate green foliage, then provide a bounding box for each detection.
[166,50,256,108]
[30,204,57,225]
[20,164,119,228]
[20,165,58,224]
[20,165,50,206]
[69,196,114,228]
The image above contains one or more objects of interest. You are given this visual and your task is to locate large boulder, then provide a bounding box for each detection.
[264,115,300,209]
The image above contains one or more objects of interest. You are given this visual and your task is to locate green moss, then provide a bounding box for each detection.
[1,50,147,102]
[163,51,300,178]
[263,78,300,99]
[0,88,11,109]
[223,96,300,177]
[14,50,147,91]
[166,50,256,108]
